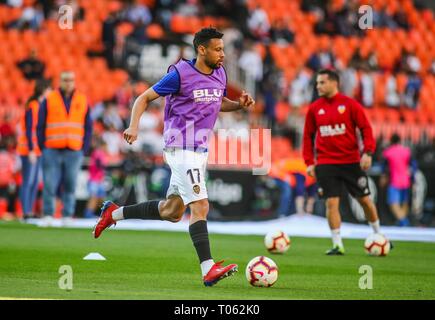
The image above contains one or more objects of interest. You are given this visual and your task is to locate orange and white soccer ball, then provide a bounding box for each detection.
[264,230,291,254]
[245,256,278,287]
[364,233,391,256]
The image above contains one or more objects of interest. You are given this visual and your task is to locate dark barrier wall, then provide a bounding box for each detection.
[75,162,434,226]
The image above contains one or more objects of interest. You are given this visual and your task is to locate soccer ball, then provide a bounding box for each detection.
[245,256,278,287]
[264,230,291,254]
[364,233,391,256]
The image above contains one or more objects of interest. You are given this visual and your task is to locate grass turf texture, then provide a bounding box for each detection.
[0,221,434,300]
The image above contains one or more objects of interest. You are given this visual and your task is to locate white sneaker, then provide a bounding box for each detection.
[40,215,55,227]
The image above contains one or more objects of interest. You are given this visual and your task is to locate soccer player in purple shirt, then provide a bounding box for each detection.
[93,28,255,286]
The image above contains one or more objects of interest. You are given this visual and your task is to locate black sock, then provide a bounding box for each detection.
[189,220,212,263]
[123,200,162,220]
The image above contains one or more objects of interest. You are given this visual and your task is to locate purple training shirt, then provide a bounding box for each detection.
[163,59,226,150]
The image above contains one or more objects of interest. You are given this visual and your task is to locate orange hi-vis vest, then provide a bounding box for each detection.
[45,90,87,151]
[17,99,41,156]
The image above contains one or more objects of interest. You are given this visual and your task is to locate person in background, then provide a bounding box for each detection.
[303,69,386,255]
[0,140,17,220]
[285,157,313,215]
[17,49,46,81]
[381,133,416,227]
[17,78,51,219]
[269,158,294,218]
[37,71,93,227]
[84,137,108,218]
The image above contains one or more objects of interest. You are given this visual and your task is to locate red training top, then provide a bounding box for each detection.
[303,93,376,166]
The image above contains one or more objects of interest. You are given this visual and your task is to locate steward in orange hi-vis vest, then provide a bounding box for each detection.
[17,99,41,156]
[44,90,88,151]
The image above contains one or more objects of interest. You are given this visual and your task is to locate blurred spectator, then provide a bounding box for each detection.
[123,0,152,24]
[222,24,244,53]
[247,4,270,40]
[339,66,358,97]
[116,80,134,109]
[238,40,263,87]
[349,48,365,70]
[270,18,295,45]
[102,124,126,156]
[261,72,280,126]
[395,49,421,74]
[405,51,422,74]
[366,51,379,71]
[307,48,336,72]
[381,134,415,226]
[39,0,55,19]
[84,137,108,218]
[286,157,317,215]
[102,100,124,131]
[404,73,422,109]
[153,0,177,30]
[392,7,410,30]
[301,0,326,14]
[268,159,293,217]
[314,2,339,36]
[17,49,46,81]
[373,5,398,29]
[385,72,401,108]
[289,67,312,108]
[17,78,51,219]
[102,11,119,69]
[0,140,18,220]
[8,3,44,30]
[6,0,23,7]
[128,20,149,45]
[137,104,164,155]
[359,68,375,108]
[0,113,15,141]
[335,0,361,37]
[176,0,202,16]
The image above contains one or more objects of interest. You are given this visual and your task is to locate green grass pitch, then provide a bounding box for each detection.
[0,221,434,300]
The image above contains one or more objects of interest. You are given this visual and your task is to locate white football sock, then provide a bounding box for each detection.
[369,220,381,234]
[331,229,344,248]
[111,207,124,221]
[200,259,215,277]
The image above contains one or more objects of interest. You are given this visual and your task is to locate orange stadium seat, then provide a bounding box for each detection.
[146,23,164,39]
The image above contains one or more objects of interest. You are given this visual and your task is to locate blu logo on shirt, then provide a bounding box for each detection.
[193,89,223,103]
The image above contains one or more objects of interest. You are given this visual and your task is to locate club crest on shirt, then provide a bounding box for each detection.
[318,108,325,115]
[193,185,201,194]
[338,105,346,114]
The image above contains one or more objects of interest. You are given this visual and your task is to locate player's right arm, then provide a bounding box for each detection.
[124,69,180,144]
[123,88,160,144]
[302,106,317,178]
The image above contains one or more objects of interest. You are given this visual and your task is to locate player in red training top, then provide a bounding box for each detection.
[303,69,390,255]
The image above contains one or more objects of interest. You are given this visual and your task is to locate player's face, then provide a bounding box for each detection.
[316,74,336,97]
[202,38,225,69]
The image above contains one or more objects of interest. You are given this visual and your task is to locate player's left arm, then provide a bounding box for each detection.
[353,100,376,170]
[220,91,255,112]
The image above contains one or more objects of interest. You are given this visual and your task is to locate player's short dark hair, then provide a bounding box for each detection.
[318,69,340,84]
[193,27,224,53]
[391,133,401,144]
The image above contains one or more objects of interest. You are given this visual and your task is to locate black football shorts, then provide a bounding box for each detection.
[314,163,371,199]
